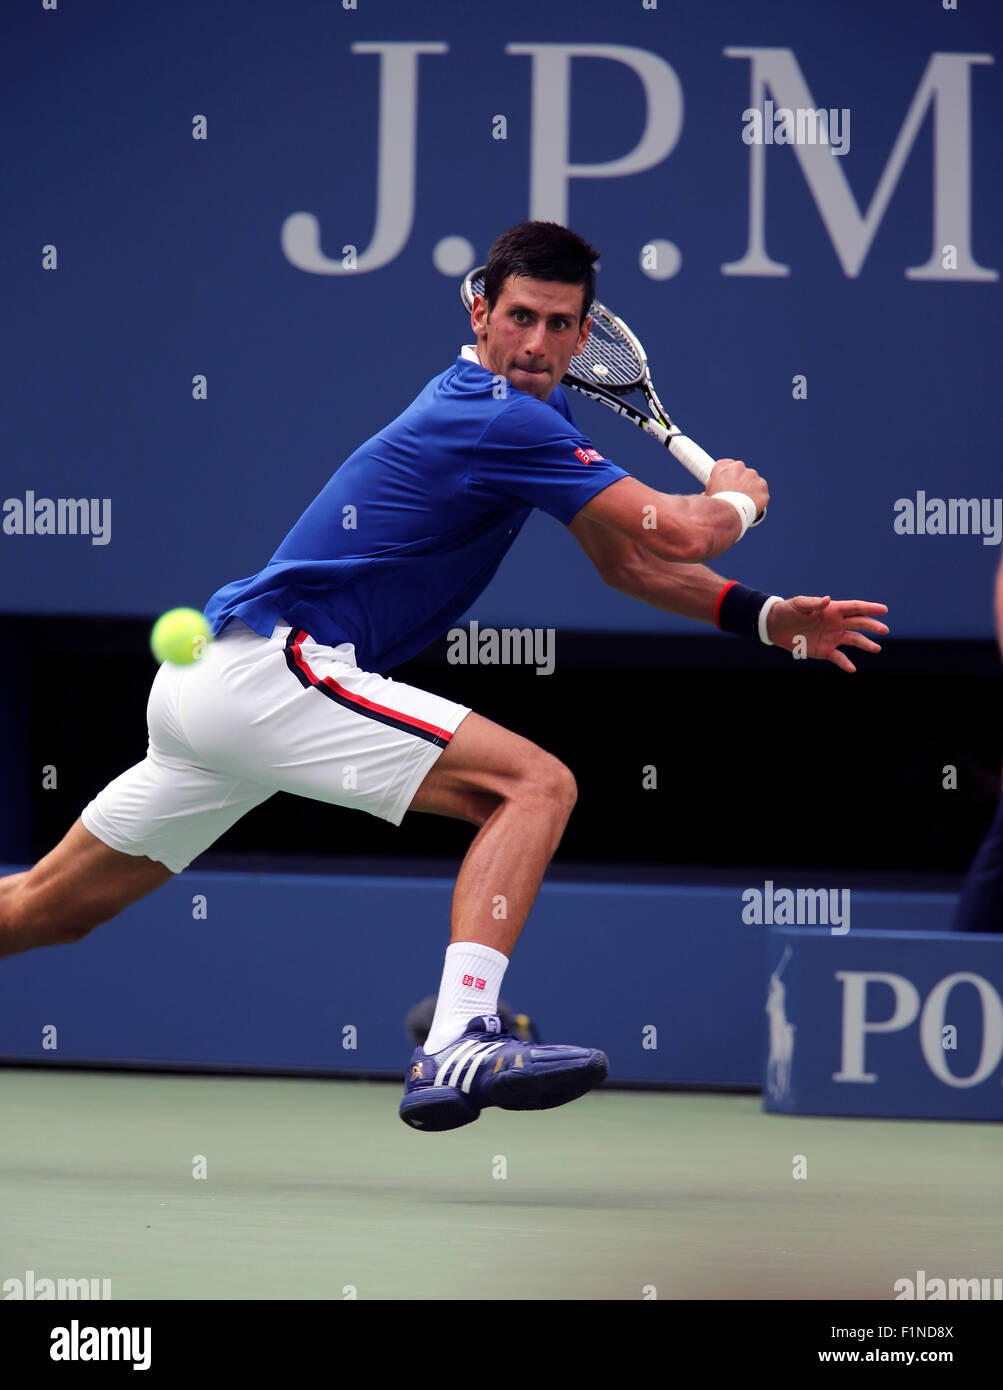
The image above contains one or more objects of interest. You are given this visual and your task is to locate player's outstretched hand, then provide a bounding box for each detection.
[766,596,889,674]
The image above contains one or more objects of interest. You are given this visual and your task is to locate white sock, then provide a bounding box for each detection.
[422,941,509,1054]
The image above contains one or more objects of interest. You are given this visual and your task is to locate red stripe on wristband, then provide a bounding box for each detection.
[714,580,739,630]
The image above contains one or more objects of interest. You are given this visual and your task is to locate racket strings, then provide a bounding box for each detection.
[571,317,644,390]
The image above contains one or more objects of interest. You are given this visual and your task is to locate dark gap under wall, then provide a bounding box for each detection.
[2,614,999,876]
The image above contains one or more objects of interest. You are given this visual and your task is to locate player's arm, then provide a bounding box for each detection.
[567,509,728,617]
[574,462,768,567]
[568,506,890,673]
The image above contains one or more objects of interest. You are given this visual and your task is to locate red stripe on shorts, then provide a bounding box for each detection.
[288,630,454,743]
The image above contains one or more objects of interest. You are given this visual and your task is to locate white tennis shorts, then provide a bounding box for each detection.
[81,619,472,874]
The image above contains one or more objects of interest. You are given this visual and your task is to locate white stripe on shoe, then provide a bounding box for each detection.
[446,1041,502,1089]
[435,1038,484,1087]
[459,1042,505,1093]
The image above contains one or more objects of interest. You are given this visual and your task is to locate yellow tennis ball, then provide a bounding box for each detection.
[150,608,212,666]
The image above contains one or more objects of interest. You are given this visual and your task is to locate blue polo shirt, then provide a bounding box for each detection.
[203,349,628,673]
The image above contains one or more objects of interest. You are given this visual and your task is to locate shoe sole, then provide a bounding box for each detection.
[399,1086,481,1132]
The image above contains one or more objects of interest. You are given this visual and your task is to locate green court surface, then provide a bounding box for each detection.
[0,1067,998,1301]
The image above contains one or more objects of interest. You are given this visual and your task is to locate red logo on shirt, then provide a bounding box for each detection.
[575,447,603,465]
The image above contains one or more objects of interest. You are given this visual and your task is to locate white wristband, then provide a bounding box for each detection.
[758,595,784,645]
[710,491,757,540]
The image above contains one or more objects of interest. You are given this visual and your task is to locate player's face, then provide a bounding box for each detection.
[471,275,591,401]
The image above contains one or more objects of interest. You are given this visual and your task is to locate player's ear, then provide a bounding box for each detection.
[471,293,489,335]
[572,315,592,355]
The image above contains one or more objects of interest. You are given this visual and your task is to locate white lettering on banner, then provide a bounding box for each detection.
[506,44,683,229]
[281,43,448,274]
[280,43,995,283]
[833,971,1003,1087]
[833,971,920,1083]
[920,974,1003,1088]
[723,49,997,281]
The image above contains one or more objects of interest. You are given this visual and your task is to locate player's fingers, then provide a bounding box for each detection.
[845,618,889,634]
[833,601,889,616]
[840,632,882,652]
[829,649,857,674]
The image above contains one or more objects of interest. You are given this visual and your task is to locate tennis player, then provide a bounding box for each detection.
[0,222,888,1131]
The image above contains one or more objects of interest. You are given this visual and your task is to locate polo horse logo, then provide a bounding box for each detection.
[766,946,796,1102]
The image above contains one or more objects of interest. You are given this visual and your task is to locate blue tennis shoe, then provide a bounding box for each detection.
[399,1014,608,1132]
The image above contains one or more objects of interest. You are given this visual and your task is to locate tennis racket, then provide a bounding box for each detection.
[460,266,765,526]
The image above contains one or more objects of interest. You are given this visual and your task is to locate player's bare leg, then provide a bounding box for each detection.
[0,819,173,961]
[408,710,577,955]
[402,711,607,1129]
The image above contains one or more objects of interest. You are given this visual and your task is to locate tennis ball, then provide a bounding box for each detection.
[150,608,212,666]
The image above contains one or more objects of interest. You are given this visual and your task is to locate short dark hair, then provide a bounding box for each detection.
[482,221,600,326]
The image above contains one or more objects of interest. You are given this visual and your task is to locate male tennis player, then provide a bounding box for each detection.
[0,222,888,1131]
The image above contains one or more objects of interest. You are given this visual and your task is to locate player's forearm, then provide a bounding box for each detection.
[995,553,1003,663]
[610,555,733,623]
[653,494,747,564]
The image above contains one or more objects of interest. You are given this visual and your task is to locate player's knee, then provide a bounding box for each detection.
[523,754,577,823]
[16,881,103,948]
[57,919,100,946]
[43,917,97,948]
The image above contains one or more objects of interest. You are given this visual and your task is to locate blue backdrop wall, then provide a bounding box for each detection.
[2,0,1000,639]
[0,861,966,1090]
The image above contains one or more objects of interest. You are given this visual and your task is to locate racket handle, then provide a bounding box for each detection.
[665,431,767,528]
[666,433,715,485]
[646,422,767,527]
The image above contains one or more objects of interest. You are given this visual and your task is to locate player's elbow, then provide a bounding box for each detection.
[601,561,639,594]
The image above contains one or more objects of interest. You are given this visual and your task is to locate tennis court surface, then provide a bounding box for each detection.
[1,1067,997,1301]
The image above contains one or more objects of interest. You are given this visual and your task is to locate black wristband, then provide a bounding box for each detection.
[715,581,770,638]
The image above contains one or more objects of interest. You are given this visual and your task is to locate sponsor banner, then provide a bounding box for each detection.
[1,1,999,637]
[764,929,1003,1120]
